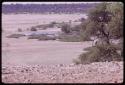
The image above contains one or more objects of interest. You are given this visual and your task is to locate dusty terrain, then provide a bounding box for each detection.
[2,37,92,65]
[2,61,123,83]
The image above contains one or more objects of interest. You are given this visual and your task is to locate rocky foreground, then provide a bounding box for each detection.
[2,61,123,83]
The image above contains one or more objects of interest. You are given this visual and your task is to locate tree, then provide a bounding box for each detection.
[88,3,112,44]
[80,2,123,44]
[107,2,123,39]
[75,2,123,64]
[61,23,71,33]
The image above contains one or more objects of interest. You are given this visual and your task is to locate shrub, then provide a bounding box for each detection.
[80,32,91,41]
[73,58,81,65]
[59,33,82,42]
[61,23,71,33]
[30,27,37,31]
[28,34,41,39]
[42,22,57,28]
[50,21,57,26]
[73,44,123,65]
[71,25,81,32]
[6,34,25,38]
[28,34,56,40]
[38,35,56,40]
[17,28,22,32]
[79,17,86,22]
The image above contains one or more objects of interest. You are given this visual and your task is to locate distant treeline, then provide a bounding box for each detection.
[2,3,97,14]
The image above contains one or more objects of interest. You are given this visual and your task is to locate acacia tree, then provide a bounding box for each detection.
[107,2,123,39]
[81,2,123,45]
[88,3,112,44]
[74,2,123,64]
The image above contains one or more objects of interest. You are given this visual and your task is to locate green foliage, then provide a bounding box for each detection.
[59,34,82,42]
[80,2,123,40]
[89,3,111,23]
[73,2,123,64]
[79,20,101,41]
[74,44,122,65]
[107,2,123,39]
[106,2,123,16]
[80,32,91,41]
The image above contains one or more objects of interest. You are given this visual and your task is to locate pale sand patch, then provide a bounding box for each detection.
[2,35,92,65]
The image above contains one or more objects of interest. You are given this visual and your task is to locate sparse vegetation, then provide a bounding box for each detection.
[6,34,25,38]
[73,44,123,64]
[74,2,123,64]
[28,34,42,39]
[30,22,58,30]
[59,33,82,42]
[38,35,56,40]
[28,34,56,40]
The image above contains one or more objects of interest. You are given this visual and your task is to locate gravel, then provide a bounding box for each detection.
[2,61,123,83]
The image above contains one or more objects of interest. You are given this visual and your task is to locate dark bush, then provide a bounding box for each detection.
[38,35,56,40]
[80,32,91,41]
[50,21,57,27]
[17,28,22,32]
[58,33,82,42]
[79,17,86,22]
[70,25,81,32]
[30,27,37,31]
[28,34,42,39]
[73,44,123,65]
[28,34,56,40]
[6,34,25,38]
[61,23,71,33]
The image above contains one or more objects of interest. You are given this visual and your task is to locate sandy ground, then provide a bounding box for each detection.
[2,61,123,83]
[2,36,92,65]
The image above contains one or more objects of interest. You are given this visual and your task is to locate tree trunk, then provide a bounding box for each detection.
[100,22,110,45]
